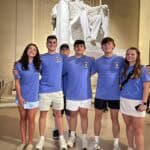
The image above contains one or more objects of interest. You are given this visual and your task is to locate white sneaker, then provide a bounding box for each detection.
[113,143,121,150]
[127,147,134,150]
[67,135,76,148]
[26,144,33,150]
[94,141,103,150]
[36,138,45,150]
[59,138,67,150]
[82,137,88,150]
[16,143,26,150]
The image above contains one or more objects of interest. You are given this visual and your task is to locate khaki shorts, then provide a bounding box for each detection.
[39,91,64,111]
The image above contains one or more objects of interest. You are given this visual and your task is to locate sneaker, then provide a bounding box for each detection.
[16,143,26,150]
[36,138,45,150]
[67,135,76,148]
[82,137,88,150]
[127,147,134,150]
[59,138,67,150]
[94,141,103,150]
[113,143,121,150]
[25,144,33,150]
[53,129,59,140]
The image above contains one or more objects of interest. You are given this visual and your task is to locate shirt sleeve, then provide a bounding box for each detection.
[141,66,150,82]
[14,63,21,79]
[90,57,96,75]
[62,57,68,76]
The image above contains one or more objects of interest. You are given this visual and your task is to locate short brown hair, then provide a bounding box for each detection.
[101,37,115,47]
[47,35,57,43]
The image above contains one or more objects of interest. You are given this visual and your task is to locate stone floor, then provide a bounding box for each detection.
[0,106,150,150]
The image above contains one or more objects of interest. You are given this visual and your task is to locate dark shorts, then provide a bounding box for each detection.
[61,96,70,116]
[94,98,120,110]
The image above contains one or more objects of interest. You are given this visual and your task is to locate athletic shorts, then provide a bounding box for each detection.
[66,99,91,111]
[94,98,120,110]
[16,100,39,109]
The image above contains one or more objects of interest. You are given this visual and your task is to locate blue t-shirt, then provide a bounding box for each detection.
[63,55,95,100]
[95,55,124,100]
[120,66,150,100]
[39,53,63,93]
[15,62,39,102]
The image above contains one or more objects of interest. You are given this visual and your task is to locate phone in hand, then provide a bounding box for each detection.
[135,104,141,111]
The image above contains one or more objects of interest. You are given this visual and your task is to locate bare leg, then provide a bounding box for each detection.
[27,108,37,144]
[79,108,88,134]
[94,108,103,136]
[122,114,134,148]
[53,109,64,135]
[39,111,48,136]
[70,111,78,132]
[110,109,120,138]
[132,117,144,150]
[18,106,27,144]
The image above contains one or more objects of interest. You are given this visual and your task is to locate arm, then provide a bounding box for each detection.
[142,82,150,104]
[14,63,24,107]
[15,79,24,108]
[138,67,150,112]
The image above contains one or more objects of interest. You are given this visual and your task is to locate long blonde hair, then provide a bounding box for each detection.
[122,47,142,79]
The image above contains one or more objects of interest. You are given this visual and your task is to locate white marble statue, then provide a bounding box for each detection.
[52,0,70,45]
[51,0,109,49]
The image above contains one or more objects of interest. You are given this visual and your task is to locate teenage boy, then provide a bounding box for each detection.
[94,37,124,150]
[63,40,95,150]
[52,43,71,140]
[36,35,67,150]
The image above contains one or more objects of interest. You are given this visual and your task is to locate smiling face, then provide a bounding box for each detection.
[102,41,115,55]
[47,38,57,52]
[74,44,85,56]
[27,45,37,58]
[126,49,138,65]
[60,48,70,56]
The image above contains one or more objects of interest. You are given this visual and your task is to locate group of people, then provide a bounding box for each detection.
[14,35,150,150]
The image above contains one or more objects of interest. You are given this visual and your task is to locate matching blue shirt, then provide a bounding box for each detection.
[15,62,39,102]
[95,55,124,100]
[39,53,63,93]
[63,55,95,100]
[120,66,150,100]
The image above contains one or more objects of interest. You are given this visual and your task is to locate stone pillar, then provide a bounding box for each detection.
[138,0,150,64]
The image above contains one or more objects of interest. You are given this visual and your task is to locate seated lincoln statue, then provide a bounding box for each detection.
[51,0,109,48]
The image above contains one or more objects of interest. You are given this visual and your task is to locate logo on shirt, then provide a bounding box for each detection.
[56,56,61,62]
[114,61,120,69]
[83,61,88,69]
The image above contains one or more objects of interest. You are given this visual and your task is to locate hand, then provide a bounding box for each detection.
[12,69,19,76]
[18,97,24,108]
[137,104,147,112]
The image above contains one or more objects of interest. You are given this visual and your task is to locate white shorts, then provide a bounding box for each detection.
[16,100,39,109]
[66,99,91,111]
[39,91,64,111]
[120,97,146,117]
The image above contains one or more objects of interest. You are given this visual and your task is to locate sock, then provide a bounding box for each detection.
[128,147,134,150]
[40,136,45,141]
[94,136,99,143]
[59,135,64,140]
[82,134,87,139]
[114,138,119,145]
[70,131,76,137]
